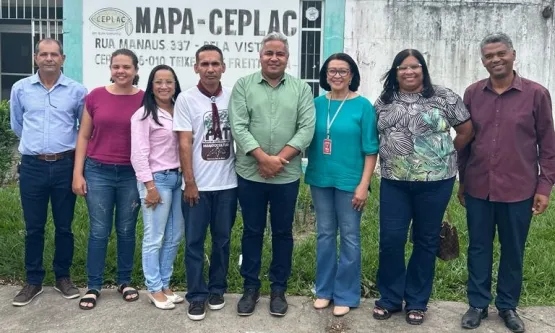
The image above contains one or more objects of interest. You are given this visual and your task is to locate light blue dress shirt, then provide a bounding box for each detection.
[10,72,87,155]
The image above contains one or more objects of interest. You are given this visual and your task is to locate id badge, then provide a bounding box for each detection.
[323,138,332,155]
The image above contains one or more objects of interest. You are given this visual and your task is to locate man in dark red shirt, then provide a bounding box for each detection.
[458,33,555,333]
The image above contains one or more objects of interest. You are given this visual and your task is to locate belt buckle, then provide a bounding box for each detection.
[44,154,58,162]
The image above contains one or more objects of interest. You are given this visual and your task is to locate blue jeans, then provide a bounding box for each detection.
[376,177,455,312]
[311,186,362,307]
[19,154,76,285]
[238,176,300,292]
[465,194,533,310]
[138,170,184,293]
[182,188,237,302]
[84,158,140,290]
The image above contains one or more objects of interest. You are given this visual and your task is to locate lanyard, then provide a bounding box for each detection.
[326,92,349,138]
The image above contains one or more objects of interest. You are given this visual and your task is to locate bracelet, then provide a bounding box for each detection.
[147,186,156,191]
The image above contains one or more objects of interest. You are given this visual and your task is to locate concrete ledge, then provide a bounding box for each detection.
[1,286,555,332]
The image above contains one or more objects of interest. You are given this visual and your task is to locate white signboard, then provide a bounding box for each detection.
[82,1,300,91]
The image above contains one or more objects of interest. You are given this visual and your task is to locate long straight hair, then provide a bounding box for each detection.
[141,65,182,126]
[379,49,434,104]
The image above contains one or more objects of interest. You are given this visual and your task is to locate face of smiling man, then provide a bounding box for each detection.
[481,42,516,80]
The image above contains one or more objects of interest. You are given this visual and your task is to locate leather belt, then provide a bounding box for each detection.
[34,150,75,162]
[166,168,180,172]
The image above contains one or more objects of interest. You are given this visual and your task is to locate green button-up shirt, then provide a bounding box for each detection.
[229,71,316,184]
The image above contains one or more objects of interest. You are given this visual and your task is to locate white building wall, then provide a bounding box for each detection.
[344,0,555,104]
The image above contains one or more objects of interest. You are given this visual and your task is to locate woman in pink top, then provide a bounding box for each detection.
[130,65,184,310]
[72,49,144,310]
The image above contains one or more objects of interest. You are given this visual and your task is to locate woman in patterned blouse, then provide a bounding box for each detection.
[372,49,474,325]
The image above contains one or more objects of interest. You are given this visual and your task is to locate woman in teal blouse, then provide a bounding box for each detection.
[305,53,379,316]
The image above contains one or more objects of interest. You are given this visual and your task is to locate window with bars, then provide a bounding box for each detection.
[299,0,323,98]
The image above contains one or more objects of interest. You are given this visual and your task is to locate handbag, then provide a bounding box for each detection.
[408,207,460,261]
[437,210,459,261]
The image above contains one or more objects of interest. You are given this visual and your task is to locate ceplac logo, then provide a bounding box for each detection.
[89,7,133,35]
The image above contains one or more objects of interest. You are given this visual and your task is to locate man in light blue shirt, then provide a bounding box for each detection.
[10,38,87,306]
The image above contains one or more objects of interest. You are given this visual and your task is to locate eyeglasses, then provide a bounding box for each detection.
[396,64,422,72]
[327,69,350,77]
[153,80,175,87]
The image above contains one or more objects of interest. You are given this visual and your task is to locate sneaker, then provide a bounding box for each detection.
[12,284,43,306]
[187,301,206,321]
[237,288,260,316]
[54,278,80,299]
[269,290,288,316]
[208,293,225,310]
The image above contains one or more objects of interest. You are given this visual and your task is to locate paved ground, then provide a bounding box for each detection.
[1,285,554,333]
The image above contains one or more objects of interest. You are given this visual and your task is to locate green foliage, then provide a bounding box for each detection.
[0,100,19,186]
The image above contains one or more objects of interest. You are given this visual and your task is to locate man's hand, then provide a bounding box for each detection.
[532,193,549,215]
[184,181,200,207]
[258,155,288,178]
[457,184,466,208]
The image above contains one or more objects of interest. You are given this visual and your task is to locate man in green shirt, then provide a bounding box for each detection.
[229,31,315,317]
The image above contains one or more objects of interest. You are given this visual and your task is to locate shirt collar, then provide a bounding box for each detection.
[483,71,523,92]
[30,71,69,87]
[157,107,173,120]
[257,71,287,85]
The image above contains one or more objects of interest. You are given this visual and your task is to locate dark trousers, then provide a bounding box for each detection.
[465,194,533,310]
[182,188,237,302]
[376,177,454,311]
[238,176,299,292]
[19,155,76,285]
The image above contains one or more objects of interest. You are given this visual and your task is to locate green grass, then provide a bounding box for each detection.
[1,178,555,305]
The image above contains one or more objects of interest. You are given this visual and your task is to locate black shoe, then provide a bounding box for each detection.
[187,300,206,321]
[499,309,525,333]
[269,290,288,317]
[54,277,80,299]
[461,307,488,329]
[237,289,259,316]
[12,284,43,306]
[208,293,225,310]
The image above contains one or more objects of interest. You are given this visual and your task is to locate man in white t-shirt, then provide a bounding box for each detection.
[173,45,237,321]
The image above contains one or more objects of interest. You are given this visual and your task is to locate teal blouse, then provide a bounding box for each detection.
[305,95,379,192]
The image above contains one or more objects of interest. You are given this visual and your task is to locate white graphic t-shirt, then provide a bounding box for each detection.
[173,86,237,191]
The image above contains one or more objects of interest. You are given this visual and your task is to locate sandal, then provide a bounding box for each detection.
[79,289,100,310]
[117,283,139,302]
[406,310,425,325]
[373,306,400,320]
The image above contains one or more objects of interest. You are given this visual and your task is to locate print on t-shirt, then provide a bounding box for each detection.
[202,109,232,160]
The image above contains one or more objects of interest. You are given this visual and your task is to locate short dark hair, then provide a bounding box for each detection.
[35,38,63,55]
[110,48,139,85]
[319,53,361,92]
[141,65,182,126]
[195,45,224,63]
[379,49,434,104]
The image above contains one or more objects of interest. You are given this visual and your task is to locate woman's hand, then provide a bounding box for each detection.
[145,187,162,209]
[352,183,369,211]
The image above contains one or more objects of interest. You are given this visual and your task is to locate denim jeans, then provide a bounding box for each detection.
[138,170,184,293]
[182,188,237,302]
[311,186,362,307]
[238,176,299,292]
[465,194,533,310]
[84,158,141,290]
[376,177,455,312]
[19,154,76,285]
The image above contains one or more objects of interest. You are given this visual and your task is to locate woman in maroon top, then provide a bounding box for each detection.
[72,49,145,310]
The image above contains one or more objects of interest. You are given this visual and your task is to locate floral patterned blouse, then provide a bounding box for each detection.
[374,85,470,181]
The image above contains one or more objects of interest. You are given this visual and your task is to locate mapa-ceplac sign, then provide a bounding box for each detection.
[83,1,300,91]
